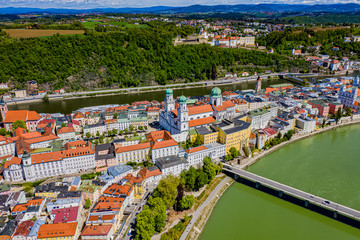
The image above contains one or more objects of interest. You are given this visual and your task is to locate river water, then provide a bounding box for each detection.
[8,78,286,114]
[200,124,360,239]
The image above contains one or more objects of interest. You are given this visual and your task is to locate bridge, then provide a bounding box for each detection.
[223,164,360,228]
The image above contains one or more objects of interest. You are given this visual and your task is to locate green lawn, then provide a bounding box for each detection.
[81,22,100,30]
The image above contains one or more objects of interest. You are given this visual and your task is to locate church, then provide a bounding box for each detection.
[338,75,360,112]
[159,87,235,142]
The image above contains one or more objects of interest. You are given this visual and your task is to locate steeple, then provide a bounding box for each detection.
[255,76,262,94]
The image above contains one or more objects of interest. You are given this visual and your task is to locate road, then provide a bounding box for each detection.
[6,72,303,105]
[117,184,156,240]
[223,165,360,220]
[179,176,230,240]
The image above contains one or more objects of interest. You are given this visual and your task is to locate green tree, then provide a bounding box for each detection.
[184,166,197,190]
[61,122,67,128]
[12,120,27,131]
[203,156,216,183]
[96,131,100,137]
[84,198,91,209]
[179,194,195,211]
[147,197,167,232]
[229,147,240,159]
[153,175,180,209]
[135,207,155,240]
[160,229,181,240]
[113,113,118,119]
[42,94,49,103]
[335,108,342,124]
[119,130,124,135]
[138,126,144,131]
[124,128,129,134]
[345,107,352,116]
[112,129,118,135]
[86,132,91,139]
[0,128,6,136]
[196,171,208,190]
[129,125,135,132]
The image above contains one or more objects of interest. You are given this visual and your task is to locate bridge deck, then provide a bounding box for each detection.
[224,165,360,220]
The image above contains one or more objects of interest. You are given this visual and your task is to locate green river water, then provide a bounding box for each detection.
[200,124,360,240]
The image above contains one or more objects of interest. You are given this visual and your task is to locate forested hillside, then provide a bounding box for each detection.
[0,23,309,90]
[257,27,360,59]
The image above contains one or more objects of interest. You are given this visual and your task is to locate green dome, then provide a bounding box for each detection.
[211,87,222,97]
[179,95,187,103]
[166,89,173,95]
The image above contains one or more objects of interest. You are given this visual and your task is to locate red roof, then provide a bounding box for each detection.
[4,110,41,123]
[115,142,150,153]
[57,127,75,134]
[185,145,208,154]
[3,157,21,169]
[81,225,112,236]
[172,104,214,117]
[38,222,77,238]
[189,117,216,128]
[13,220,34,236]
[137,167,162,179]
[52,207,79,224]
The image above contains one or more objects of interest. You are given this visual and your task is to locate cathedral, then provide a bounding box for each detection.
[338,75,360,112]
[159,87,235,142]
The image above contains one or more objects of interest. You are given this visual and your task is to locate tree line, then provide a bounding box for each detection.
[0,23,309,90]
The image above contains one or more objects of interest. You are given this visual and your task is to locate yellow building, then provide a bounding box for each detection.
[124,174,145,200]
[35,184,68,199]
[188,129,198,143]
[217,120,251,154]
[130,117,149,128]
[196,126,219,145]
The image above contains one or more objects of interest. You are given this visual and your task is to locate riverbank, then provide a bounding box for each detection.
[180,176,234,240]
[236,118,360,170]
[7,74,282,106]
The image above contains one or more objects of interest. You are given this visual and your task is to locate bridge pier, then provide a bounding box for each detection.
[334,211,338,219]
[255,182,261,189]
[305,200,309,208]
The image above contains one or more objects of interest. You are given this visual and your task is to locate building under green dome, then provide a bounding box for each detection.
[211,87,222,97]
[166,89,173,95]
[179,95,187,103]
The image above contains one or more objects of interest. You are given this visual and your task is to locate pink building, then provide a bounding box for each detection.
[329,102,343,115]
[308,100,330,117]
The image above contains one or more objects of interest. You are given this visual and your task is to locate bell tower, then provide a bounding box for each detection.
[255,76,262,94]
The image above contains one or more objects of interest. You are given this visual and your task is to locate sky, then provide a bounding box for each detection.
[0,0,358,9]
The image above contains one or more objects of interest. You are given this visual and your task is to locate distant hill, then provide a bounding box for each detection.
[0,3,360,15]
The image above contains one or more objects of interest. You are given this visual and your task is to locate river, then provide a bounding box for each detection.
[200,124,360,239]
[8,78,287,114]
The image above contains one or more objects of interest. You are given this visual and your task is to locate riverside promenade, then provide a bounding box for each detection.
[180,177,232,240]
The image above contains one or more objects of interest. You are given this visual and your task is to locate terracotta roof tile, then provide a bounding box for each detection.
[4,110,41,123]
[115,142,150,153]
[189,117,216,128]
[81,225,112,236]
[38,222,77,239]
[185,145,208,154]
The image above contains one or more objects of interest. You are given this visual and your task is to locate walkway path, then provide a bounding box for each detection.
[180,176,230,240]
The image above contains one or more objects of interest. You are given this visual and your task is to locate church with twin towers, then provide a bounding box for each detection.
[159,87,236,142]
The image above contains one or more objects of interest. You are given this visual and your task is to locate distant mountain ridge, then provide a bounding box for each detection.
[0,3,359,15]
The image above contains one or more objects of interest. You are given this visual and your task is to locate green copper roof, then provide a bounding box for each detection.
[166,89,173,95]
[179,95,187,103]
[211,87,222,97]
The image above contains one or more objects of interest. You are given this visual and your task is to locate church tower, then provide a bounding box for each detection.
[0,99,7,121]
[353,75,359,88]
[210,87,223,106]
[178,95,189,132]
[255,76,262,94]
[165,89,175,112]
